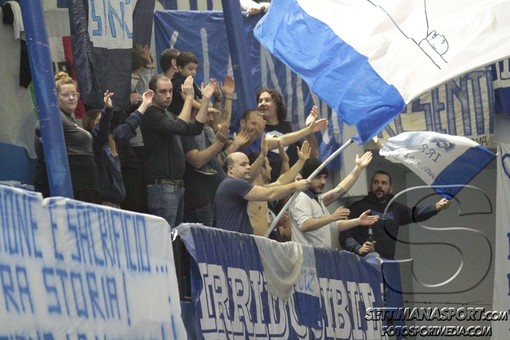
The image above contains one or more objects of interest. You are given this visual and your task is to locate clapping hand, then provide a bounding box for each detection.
[103,90,114,108]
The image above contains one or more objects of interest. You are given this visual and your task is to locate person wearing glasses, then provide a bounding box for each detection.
[34,71,101,203]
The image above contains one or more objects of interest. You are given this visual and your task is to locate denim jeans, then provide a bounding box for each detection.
[184,203,215,227]
[147,183,185,228]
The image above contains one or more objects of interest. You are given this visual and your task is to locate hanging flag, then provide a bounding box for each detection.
[69,0,155,111]
[254,0,510,143]
[379,131,495,197]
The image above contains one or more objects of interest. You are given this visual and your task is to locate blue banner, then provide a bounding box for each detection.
[178,224,386,339]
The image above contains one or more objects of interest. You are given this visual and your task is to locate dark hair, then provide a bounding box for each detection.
[371,170,392,185]
[176,51,199,68]
[148,74,171,91]
[256,88,287,122]
[132,46,150,71]
[301,158,328,179]
[247,152,267,171]
[223,153,236,173]
[159,48,180,73]
[241,109,259,121]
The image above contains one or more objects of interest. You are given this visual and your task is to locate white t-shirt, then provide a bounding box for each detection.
[290,191,334,248]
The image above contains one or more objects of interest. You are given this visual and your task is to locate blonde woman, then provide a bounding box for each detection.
[34,72,101,203]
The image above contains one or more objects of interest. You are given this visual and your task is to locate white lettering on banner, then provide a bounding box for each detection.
[89,0,134,49]
[380,69,494,147]
[0,185,186,338]
[197,263,383,339]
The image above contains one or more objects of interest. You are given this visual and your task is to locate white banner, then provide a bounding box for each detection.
[379,131,495,197]
[492,143,510,339]
[88,0,134,49]
[0,185,186,338]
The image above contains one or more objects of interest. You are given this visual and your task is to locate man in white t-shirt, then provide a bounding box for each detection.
[291,156,378,248]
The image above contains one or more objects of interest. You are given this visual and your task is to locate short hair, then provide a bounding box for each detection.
[148,74,171,91]
[371,170,392,185]
[223,153,236,173]
[176,51,199,68]
[256,88,287,122]
[247,152,267,171]
[241,109,259,121]
[159,48,180,73]
[300,158,328,179]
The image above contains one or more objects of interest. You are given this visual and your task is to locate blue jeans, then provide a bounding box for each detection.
[184,203,215,227]
[147,183,185,228]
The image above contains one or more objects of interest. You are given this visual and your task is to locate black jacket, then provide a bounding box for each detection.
[340,192,438,259]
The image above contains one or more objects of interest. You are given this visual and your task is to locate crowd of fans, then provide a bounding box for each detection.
[34,44,451,260]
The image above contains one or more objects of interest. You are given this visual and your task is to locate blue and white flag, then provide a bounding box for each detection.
[380,131,496,197]
[254,0,510,143]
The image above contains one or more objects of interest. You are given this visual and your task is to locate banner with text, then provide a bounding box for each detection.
[377,67,495,148]
[177,224,386,339]
[492,58,510,115]
[0,185,186,338]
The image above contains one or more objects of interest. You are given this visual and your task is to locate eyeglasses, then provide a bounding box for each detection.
[60,92,80,99]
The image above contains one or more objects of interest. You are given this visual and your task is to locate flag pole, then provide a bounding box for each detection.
[20,0,74,198]
[264,138,355,238]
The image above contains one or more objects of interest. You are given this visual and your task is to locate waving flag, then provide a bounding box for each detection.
[380,131,496,197]
[254,0,510,143]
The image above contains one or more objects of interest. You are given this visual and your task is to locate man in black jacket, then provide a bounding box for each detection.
[340,170,451,260]
[141,74,216,228]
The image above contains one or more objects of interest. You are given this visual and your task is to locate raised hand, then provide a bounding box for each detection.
[221,75,235,97]
[311,118,328,133]
[216,124,229,144]
[277,141,289,163]
[297,140,311,162]
[182,76,195,98]
[201,78,218,100]
[141,45,155,69]
[103,90,114,108]
[254,117,266,136]
[435,198,452,211]
[138,89,154,114]
[213,81,222,100]
[232,130,250,148]
[355,151,373,169]
[305,105,319,127]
